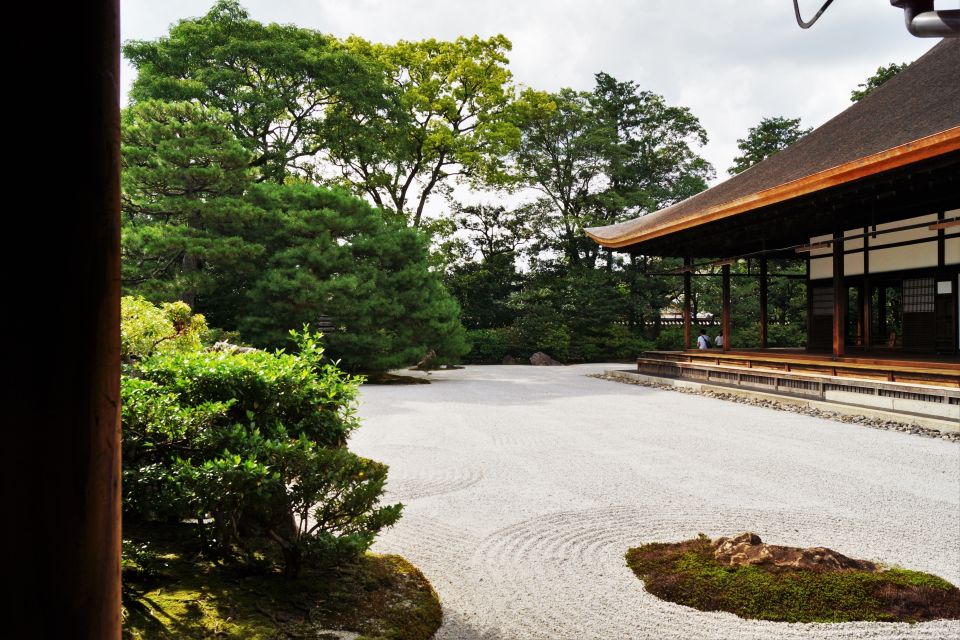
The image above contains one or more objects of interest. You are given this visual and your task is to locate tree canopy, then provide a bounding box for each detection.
[124,0,393,183]
[850,62,907,102]
[121,99,264,312]
[121,1,816,369]
[326,35,520,227]
[506,73,712,268]
[728,116,811,175]
[239,183,469,371]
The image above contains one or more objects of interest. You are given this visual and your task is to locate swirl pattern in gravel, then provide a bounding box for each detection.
[350,364,960,640]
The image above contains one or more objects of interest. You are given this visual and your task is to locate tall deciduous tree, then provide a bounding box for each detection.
[124,0,392,183]
[326,35,520,227]
[728,116,811,175]
[241,183,468,372]
[121,100,264,314]
[444,203,531,329]
[508,74,712,268]
[850,62,907,102]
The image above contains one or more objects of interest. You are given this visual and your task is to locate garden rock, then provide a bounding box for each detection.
[529,352,562,366]
[502,355,518,365]
[712,532,879,572]
[209,341,257,353]
[414,349,437,370]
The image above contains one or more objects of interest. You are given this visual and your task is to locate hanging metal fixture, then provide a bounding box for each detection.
[792,0,960,37]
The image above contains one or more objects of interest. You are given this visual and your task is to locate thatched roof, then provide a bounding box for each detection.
[586,39,960,250]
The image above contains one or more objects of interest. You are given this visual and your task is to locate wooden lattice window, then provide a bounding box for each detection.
[903,278,934,313]
[811,287,833,316]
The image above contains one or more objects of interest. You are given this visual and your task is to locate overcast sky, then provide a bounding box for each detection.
[121,0,952,183]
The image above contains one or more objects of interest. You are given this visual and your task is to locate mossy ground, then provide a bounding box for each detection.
[363,372,431,385]
[123,523,441,639]
[625,535,960,623]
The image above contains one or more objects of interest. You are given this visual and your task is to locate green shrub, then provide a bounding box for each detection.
[733,323,806,348]
[137,329,357,448]
[567,324,655,362]
[465,327,519,363]
[122,328,401,576]
[121,295,208,361]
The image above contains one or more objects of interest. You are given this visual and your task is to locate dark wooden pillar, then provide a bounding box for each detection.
[805,257,812,349]
[937,211,946,268]
[862,227,871,350]
[878,285,888,341]
[683,256,692,350]
[832,231,846,357]
[759,257,769,349]
[12,1,122,638]
[722,264,731,352]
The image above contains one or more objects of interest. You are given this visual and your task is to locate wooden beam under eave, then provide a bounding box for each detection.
[683,257,692,350]
[862,226,871,351]
[833,229,846,358]
[759,257,768,349]
[722,264,731,353]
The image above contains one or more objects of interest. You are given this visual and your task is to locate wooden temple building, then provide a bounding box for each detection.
[586,39,960,414]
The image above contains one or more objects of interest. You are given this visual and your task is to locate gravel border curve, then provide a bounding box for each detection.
[591,373,960,443]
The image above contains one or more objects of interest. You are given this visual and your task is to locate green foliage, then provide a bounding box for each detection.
[121,295,209,361]
[121,99,264,313]
[136,328,360,447]
[626,536,960,623]
[122,328,400,576]
[464,328,519,363]
[124,0,391,183]
[257,438,402,574]
[446,253,520,330]
[505,73,712,268]
[331,35,520,226]
[851,62,907,102]
[733,323,806,349]
[728,116,811,175]
[240,183,468,372]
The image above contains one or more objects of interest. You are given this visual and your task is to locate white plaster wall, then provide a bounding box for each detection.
[807,213,951,279]
[947,237,960,265]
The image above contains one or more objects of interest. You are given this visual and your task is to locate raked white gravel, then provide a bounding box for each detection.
[350,364,960,640]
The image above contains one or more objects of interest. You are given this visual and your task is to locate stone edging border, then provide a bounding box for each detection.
[591,371,960,443]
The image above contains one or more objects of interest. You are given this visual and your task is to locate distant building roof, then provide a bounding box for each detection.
[586,39,960,250]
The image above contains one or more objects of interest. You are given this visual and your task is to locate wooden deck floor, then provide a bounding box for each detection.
[642,349,960,387]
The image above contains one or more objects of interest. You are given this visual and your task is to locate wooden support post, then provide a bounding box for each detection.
[938,210,946,269]
[878,285,887,341]
[862,226,871,350]
[12,1,122,637]
[832,230,846,358]
[805,257,812,350]
[722,263,731,352]
[683,256,692,350]
[759,256,768,350]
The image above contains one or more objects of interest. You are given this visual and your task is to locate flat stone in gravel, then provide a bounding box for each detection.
[351,364,960,640]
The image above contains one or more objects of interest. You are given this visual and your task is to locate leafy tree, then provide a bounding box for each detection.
[121,100,265,312]
[120,296,208,362]
[850,62,907,102]
[443,203,533,330]
[454,203,532,262]
[327,35,520,227]
[508,74,712,268]
[124,0,392,183]
[728,116,811,175]
[240,183,468,371]
[589,73,712,229]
